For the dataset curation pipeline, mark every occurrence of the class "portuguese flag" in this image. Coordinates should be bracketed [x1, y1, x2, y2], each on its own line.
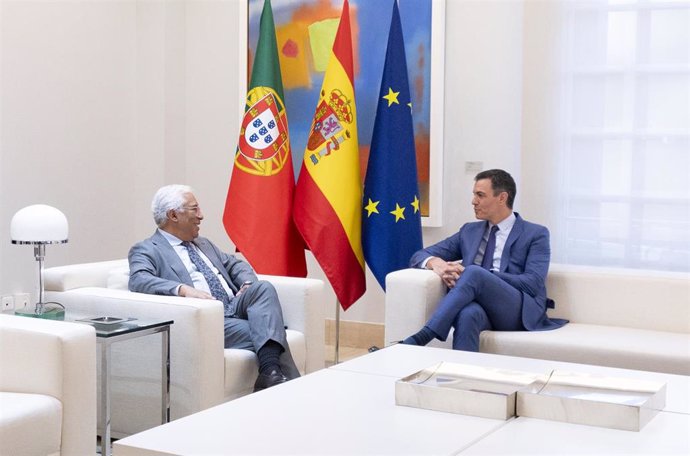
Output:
[223, 0, 307, 277]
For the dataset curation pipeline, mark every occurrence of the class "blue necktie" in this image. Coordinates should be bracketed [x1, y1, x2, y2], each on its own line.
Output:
[182, 241, 231, 310]
[481, 225, 499, 270]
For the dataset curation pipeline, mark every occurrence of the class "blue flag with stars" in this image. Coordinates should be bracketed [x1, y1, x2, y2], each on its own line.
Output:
[362, 0, 423, 290]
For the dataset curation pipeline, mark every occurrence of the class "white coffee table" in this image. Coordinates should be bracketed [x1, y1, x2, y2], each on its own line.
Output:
[114, 345, 690, 455]
[114, 367, 507, 455]
[333, 344, 690, 415]
[461, 412, 690, 455]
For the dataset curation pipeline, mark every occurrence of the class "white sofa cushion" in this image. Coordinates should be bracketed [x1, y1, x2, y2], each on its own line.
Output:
[546, 264, 690, 333]
[0, 392, 62, 456]
[44, 259, 128, 291]
[480, 323, 690, 375]
[106, 265, 130, 290]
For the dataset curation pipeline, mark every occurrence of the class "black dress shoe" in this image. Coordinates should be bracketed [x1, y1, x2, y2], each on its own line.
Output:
[253, 369, 288, 392]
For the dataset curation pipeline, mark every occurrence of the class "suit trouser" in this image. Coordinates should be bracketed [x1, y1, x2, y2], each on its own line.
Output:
[427, 265, 524, 351]
[222, 280, 300, 378]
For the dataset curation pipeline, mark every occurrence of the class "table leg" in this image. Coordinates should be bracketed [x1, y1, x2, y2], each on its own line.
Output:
[161, 326, 170, 424]
[100, 340, 111, 456]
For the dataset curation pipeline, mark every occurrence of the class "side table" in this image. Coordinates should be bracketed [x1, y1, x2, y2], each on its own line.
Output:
[68, 315, 173, 456]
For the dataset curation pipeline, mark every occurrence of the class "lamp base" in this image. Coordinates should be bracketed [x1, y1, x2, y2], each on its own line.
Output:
[15, 305, 65, 320]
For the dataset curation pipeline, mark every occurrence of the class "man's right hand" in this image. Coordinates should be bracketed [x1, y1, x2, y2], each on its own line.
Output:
[426, 257, 464, 289]
[178, 284, 213, 299]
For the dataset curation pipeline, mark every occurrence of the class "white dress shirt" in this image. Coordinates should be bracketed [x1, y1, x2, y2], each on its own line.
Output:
[158, 229, 234, 297]
[422, 212, 516, 271]
[472, 212, 516, 271]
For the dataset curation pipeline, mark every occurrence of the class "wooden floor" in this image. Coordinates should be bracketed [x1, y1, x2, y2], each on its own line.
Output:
[324, 344, 370, 367]
[323, 320, 385, 367]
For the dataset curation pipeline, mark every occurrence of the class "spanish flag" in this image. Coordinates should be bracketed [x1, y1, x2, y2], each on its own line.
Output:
[224, 0, 307, 277]
[293, 0, 365, 310]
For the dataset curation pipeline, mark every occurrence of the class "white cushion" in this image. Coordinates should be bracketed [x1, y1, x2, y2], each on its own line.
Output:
[481, 323, 690, 375]
[546, 264, 690, 333]
[0, 392, 62, 456]
[106, 265, 130, 290]
[44, 259, 129, 291]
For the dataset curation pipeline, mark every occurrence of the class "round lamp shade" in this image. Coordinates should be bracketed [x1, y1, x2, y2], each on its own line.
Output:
[10, 204, 69, 244]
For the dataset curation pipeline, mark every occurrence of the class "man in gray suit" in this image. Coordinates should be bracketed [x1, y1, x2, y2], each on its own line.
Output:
[129, 184, 299, 391]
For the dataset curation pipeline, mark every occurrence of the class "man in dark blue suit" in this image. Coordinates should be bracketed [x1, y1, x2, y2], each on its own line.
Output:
[403, 169, 566, 351]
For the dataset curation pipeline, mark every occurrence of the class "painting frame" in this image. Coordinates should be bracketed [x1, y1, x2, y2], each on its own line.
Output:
[238, 0, 444, 227]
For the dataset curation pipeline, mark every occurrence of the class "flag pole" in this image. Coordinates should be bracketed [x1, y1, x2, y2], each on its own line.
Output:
[334, 299, 341, 364]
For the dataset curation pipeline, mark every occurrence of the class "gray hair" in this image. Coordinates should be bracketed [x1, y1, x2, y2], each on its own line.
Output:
[151, 184, 193, 227]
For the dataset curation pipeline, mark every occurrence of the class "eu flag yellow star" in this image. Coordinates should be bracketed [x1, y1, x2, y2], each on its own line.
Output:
[364, 198, 380, 217]
[382, 87, 400, 107]
[390, 203, 405, 222]
[411, 195, 420, 213]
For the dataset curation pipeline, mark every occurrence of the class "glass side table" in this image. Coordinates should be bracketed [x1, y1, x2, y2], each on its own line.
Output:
[67, 314, 173, 456]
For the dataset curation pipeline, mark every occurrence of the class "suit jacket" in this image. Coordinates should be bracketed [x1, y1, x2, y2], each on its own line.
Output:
[128, 230, 257, 297]
[410, 213, 566, 331]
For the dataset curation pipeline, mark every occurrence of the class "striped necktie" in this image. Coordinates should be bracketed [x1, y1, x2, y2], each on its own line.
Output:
[182, 241, 231, 308]
[481, 225, 499, 270]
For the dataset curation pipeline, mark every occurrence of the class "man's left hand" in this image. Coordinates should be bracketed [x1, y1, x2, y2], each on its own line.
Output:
[237, 281, 252, 296]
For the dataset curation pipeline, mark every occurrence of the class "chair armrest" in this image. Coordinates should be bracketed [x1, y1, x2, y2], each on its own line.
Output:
[45, 287, 225, 435]
[258, 274, 326, 374]
[0, 314, 97, 456]
[384, 269, 446, 344]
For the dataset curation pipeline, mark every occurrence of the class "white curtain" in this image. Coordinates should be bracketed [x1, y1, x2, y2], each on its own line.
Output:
[545, 0, 690, 272]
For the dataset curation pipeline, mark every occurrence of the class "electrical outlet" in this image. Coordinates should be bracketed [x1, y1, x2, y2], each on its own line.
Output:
[13, 293, 30, 311]
[1, 295, 14, 312]
[465, 161, 484, 174]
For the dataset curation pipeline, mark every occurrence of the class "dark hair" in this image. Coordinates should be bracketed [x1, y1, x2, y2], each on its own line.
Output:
[475, 169, 516, 209]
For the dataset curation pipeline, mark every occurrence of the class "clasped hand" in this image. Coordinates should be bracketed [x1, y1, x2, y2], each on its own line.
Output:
[427, 257, 464, 288]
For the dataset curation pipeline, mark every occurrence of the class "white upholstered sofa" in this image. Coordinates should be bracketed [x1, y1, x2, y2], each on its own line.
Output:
[385, 264, 690, 375]
[0, 314, 96, 456]
[43, 259, 326, 437]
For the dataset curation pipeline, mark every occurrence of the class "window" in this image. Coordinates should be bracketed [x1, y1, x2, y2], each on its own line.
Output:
[559, 0, 690, 271]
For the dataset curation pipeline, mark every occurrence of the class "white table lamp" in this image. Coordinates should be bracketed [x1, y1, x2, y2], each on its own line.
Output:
[10, 204, 68, 319]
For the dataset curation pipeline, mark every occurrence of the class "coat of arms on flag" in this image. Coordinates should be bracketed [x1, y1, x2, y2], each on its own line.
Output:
[306, 88, 353, 165]
[236, 87, 290, 176]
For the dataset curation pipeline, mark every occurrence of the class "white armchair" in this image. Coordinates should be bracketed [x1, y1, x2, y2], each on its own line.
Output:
[43, 259, 326, 437]
[0, 314, 97, 456]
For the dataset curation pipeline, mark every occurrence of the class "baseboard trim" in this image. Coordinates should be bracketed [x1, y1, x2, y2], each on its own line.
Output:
[325, 319, 384, 349]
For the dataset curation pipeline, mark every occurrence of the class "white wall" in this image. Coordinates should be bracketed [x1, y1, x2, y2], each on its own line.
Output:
[520, 0, 565, 230]
[0, 0, 244, 301]
[1, 0, 142, 299]
[0, 0, 528, 325]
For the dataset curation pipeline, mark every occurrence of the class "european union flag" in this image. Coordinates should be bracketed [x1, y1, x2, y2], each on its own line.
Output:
[362, 0, 423, 290]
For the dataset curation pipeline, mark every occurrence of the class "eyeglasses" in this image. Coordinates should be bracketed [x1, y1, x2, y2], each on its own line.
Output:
[180, 205, 201, 214]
